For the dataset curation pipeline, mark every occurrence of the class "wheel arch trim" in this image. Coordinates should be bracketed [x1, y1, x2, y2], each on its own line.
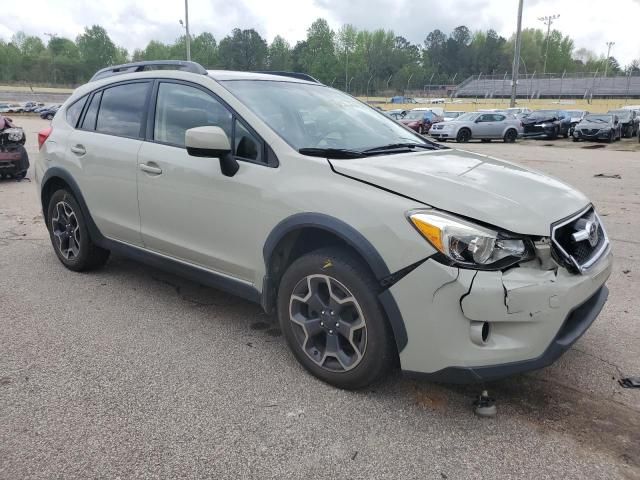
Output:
[262, 212, 408, 351]
[40, 167, 107, 245]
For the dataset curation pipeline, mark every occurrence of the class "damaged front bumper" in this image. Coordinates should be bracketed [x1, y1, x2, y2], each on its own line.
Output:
[390, 247, 612, 383]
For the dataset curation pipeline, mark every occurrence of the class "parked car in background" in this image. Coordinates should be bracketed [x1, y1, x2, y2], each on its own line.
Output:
[39, 105, 60, 120]
[607, 109, 639, 138]
[400, 108, 443, 134]
[565, 110, 589, 135]
[572, 114, 622, 143]
[442, 111, 464, 121]
[390, 96, 417, 104]
[521, 110, 571, 139]
[429, 111, 522, 143]
[5, 103, 24, 113]
[23, 102, 45, 112]
[384, 109, 406, 120]
[0, 115, 29, 179]
[503, 107, 532, 117]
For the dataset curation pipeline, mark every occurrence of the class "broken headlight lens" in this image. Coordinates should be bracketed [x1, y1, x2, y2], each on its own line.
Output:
[4, 128, 24, 142]
[408, 210, 534, 269]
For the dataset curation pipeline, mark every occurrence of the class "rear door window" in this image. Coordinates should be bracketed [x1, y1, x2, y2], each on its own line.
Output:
[66, 96, 88, 128]
[80, 91, 102, 131]
[95, 82, 150, 138]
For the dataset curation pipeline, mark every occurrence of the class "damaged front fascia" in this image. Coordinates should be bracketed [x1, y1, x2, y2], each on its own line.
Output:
[460, 265, 561, 322]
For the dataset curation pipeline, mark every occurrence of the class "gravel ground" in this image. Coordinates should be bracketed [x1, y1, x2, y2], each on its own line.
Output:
[1, 118, 639, 480]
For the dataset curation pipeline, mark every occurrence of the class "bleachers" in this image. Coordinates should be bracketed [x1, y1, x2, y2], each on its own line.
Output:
[453, 73, 640, 99]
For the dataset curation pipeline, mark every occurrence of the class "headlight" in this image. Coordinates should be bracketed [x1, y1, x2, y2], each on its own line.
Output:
[408, 210, 534, 269]
[4, 128, 24, 142]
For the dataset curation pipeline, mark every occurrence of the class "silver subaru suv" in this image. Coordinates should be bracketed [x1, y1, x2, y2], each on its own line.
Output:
[36, 61, 612, 389]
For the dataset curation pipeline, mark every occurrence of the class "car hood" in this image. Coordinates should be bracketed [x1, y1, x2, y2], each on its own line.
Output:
[522, 116, 556, 125]
[330, 149, 589, 235]
[577, 121, 611, 129]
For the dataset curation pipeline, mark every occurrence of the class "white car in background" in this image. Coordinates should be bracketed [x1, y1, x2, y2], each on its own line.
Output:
[429, 111, 523, 143]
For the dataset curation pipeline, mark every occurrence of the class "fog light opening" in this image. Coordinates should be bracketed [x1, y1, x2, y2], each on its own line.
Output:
[481, 321, 490, 343]
[470, 321, 491, 346]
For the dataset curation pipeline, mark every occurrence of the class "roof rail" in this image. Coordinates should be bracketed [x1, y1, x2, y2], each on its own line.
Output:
[90, 60, 208, 82]
[253, 71, 322, 84]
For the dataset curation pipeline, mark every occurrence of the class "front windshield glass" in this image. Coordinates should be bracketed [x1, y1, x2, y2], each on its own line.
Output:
[584, 115, 612, 123]
[456, 112, 480, 121]
[221, 80, 425, 151]
[529, 110, 557, 118]
[443, 111, 461, 118]
[404, 110, 428, 120]
[610, 111, 631, 120]
[567, 110, 584, 116]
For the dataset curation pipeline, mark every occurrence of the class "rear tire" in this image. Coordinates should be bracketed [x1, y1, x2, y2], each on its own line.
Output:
[46, 189, 110, 271]
[277, 247, 395, 390]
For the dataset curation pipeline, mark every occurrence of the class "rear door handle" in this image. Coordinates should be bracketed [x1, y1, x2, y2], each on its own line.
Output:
[70, 144, 86, 156]
[139, 163, 163, 175]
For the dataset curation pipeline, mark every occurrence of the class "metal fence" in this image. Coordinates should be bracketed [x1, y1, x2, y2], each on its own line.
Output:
[453, 72, 640, 99]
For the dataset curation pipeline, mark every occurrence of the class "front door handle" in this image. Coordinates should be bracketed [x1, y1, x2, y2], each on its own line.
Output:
[139, 163, 163, 175]
[70, 144, 86, 156]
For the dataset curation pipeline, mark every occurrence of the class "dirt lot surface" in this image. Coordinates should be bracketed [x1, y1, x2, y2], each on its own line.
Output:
[1, 117, 639, 479]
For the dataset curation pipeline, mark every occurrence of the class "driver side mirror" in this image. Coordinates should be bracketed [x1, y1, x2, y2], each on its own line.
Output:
[186, 126, 239, 177]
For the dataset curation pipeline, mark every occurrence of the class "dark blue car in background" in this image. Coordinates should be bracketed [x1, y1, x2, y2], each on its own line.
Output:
[521, 110, 572, 139]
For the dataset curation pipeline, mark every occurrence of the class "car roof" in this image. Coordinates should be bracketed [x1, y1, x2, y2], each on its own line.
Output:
[206, 70, 318, 84]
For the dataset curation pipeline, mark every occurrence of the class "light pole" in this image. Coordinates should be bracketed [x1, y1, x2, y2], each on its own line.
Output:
[179, 0, 191, 61]
[406, 73, 414, 95]
[538, 14, 559, 75]
[45, 32, 57, 84]
[603, 41, 615, 77]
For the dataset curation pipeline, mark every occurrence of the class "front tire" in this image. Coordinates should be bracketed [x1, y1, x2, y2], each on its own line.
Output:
[456, 128, 471, 143]
[277, 248, 395, 389]
[503, 129, 517, 143]
[46, 189, 110, 271]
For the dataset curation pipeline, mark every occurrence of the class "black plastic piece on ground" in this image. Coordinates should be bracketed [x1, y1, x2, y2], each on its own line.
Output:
[619, 377, 640, 388]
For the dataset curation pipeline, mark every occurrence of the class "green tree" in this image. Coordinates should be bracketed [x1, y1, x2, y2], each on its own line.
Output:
[268, 35, 292, 71]
[76, 25, 120, 77]
[218, 28, 267, 70]
[297, 19, 338, 84]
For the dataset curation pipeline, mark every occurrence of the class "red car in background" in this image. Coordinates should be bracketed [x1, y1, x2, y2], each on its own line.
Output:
[400, 109, 444, 134]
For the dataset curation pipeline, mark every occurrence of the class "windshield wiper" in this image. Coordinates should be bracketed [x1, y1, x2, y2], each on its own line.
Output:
[361, 142, 440, 154]
[298, 147, 365, 159]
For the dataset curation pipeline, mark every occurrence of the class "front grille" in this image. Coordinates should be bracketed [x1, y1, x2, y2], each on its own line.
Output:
[551, 206, 608, 273]
[581, 129, 599, 136]
[524, 125, 544, 134]
[432, 124, 444, 130]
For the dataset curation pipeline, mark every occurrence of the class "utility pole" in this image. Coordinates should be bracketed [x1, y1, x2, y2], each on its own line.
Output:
[510, 0, 524, 107]
[45, 32, 57, 84]
[179, 0, 191, 61]
[603, 41, 615, 77]
[538, 14, 559, 75]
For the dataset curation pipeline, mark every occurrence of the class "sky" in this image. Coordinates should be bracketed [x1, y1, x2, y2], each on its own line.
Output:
[0, 0, 638, 67]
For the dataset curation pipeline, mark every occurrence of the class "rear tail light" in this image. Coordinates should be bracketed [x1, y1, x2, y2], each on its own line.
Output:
[38, 127, 52, 150]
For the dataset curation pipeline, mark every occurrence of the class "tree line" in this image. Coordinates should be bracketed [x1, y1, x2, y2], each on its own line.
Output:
[1, 20, 638, 94]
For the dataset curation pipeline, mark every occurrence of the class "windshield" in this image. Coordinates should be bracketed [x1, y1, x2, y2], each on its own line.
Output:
[584, 115, 612, 123]
[567, 110, 584, 116]
[221, 80, 425, 151]
[456, 112, 480, 121]
[404, 110, 430, 120]
[529, 110, 558, 118]
[609, 111, 631, 120]
[443, 111, 461, 118]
